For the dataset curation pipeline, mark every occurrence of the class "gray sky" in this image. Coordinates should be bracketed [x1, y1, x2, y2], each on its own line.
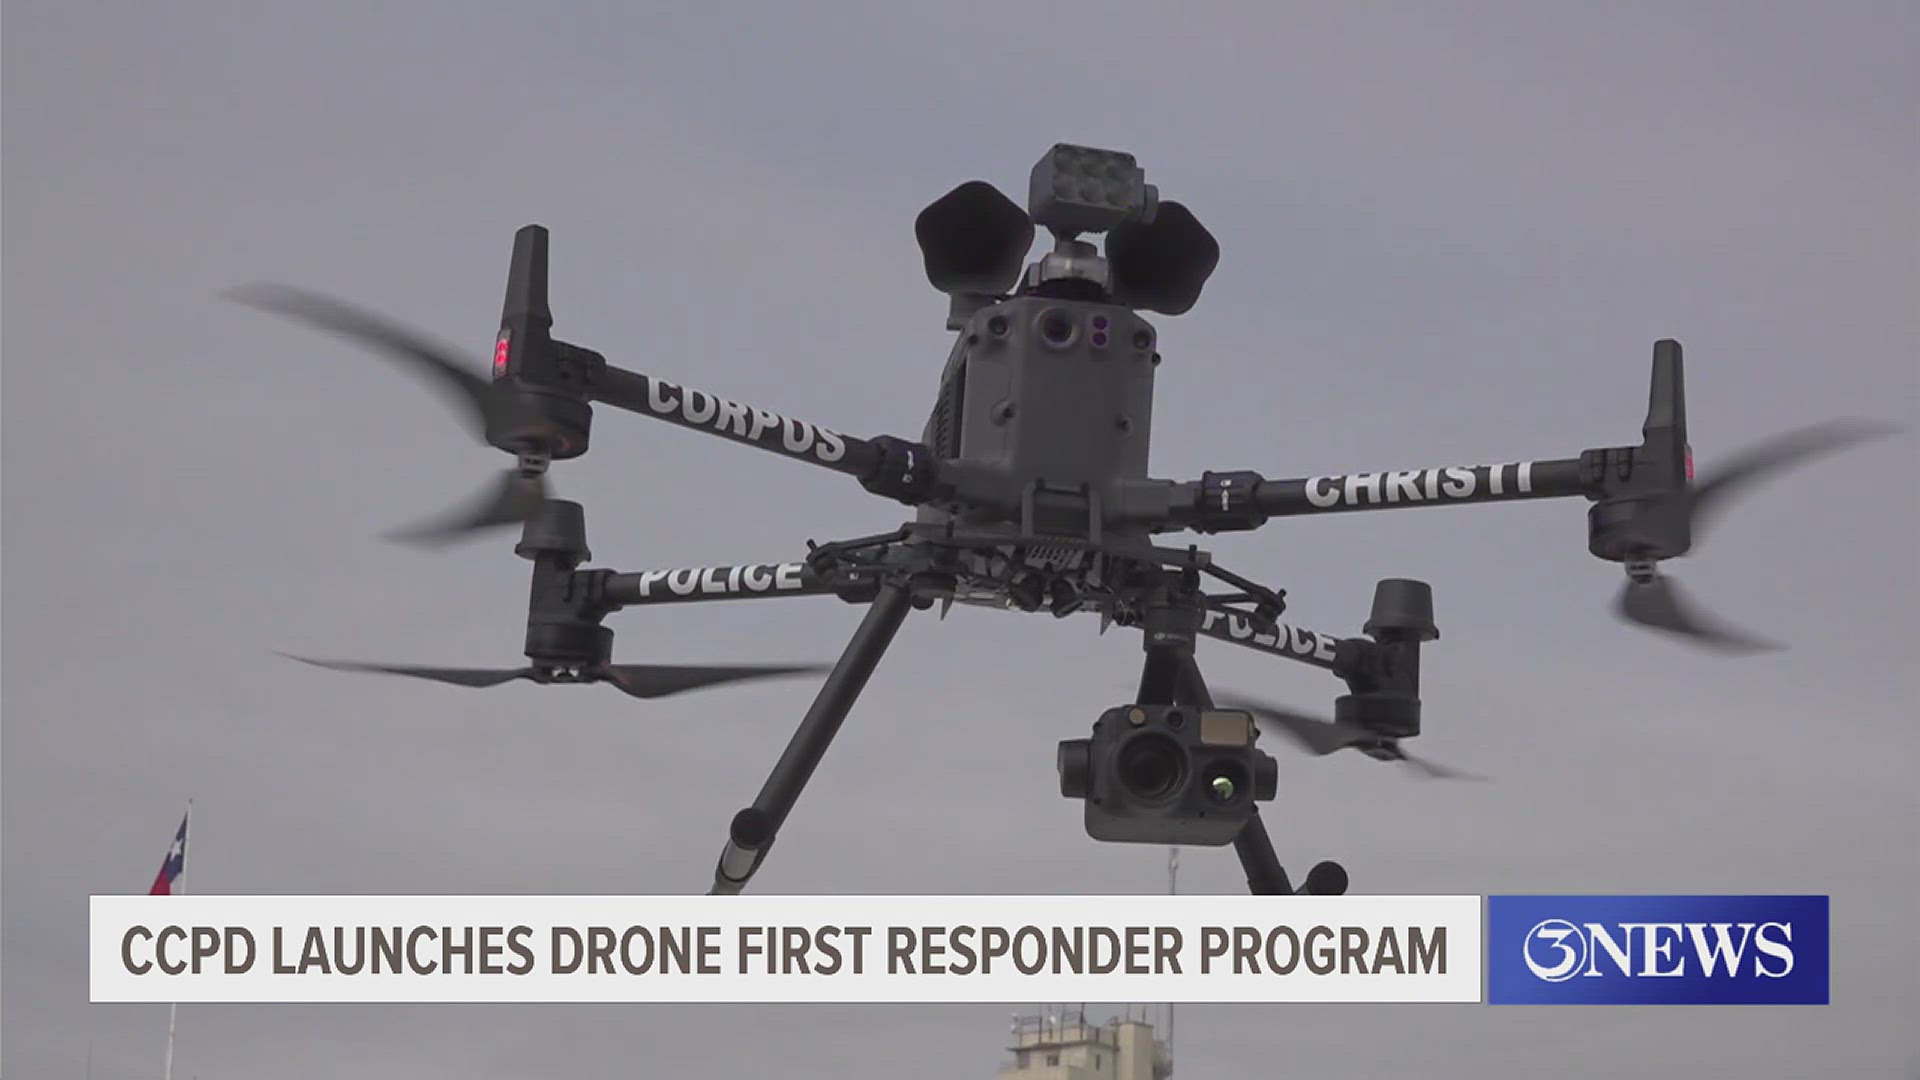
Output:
[4, 1, 1916, 1077]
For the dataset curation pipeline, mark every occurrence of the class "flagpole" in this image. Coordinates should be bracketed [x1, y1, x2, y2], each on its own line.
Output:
[163, 800, 190, 1080]
[1165, 844, 1177, 1078]
[162, 1000, 178, 1080]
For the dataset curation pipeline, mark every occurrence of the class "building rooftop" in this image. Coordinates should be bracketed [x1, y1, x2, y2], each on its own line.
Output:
[997, 1010, 1171, 1080]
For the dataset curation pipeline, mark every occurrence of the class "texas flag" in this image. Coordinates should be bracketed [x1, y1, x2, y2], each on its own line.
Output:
[149, 809, 189, 895]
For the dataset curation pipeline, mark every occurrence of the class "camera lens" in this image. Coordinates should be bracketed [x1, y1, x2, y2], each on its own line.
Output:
[1038, 308, 1077, 347]
[1117, 733, 1186, 801]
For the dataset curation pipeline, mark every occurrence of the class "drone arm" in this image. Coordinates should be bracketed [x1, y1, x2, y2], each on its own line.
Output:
[589, 365, 870, 475]
[587, 366, 939, 503]
[598, 561, 878, 607]
[1251, 457, 1588, 516]
[1155, 457, 1591, 533]
[1158, 343, 1713, 538]
[1193, 608, 1344, 672]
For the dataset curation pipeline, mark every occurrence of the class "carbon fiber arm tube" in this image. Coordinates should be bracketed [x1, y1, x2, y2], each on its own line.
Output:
[1153, 456, 1593, 533]
[589, 365, 884, 478]
[1249, 457, 1589, 516]
[601, 562, 845, 606]
[1194, 608, 1345, 672]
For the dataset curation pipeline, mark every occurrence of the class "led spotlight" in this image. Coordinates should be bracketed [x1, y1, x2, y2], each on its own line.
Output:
[1028, 143, 1158, 236]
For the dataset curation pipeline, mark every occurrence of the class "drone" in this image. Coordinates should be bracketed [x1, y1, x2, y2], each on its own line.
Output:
[235, 143, 1890, 898]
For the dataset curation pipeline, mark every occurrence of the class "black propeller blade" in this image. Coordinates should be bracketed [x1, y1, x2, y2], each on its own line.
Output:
[380, 469, 549, 546]
[284, 655, 827, 699]
[1617, 419, 1900, 649]
[1615, 572, 1779, 654]
[227, 283, 548, 544]
[287, 656, 534, 687]
[599, 663, 830, 699]
[1215, 695, 1485, 781]
[1688, 420, 1901, 541]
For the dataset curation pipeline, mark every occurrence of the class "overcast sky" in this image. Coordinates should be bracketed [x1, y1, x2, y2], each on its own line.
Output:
[4, 2, 1916, 1077]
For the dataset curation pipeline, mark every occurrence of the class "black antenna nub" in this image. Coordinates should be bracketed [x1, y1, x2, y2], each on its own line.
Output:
[1364, 579, 1439, 642]
[1645, 339, 1688, 449]
[495, 224, 555, 383]
[485, 225, 595, 463]
[1637, 338, 1693, 555]
[504, 225, 553, 326]
[515, 498, 589, 565]
[1588, 340, 1696, 564]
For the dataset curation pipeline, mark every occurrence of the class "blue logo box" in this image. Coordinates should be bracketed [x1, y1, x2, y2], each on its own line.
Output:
[1487, 895, 1829, 1005]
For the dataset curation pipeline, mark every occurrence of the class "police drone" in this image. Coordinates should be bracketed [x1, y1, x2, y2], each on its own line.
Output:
[235, 143, 1892, 897]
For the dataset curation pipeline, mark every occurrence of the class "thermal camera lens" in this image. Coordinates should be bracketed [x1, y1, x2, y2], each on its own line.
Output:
[1204, 761, 1250, 804]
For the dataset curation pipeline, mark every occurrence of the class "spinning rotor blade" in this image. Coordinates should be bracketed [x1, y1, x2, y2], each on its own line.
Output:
[1614, 573, 1779, 654]
[599, 663, 829, 699]
[227, 283, 496, 440]
[381, 469, 549, 547]
[1612, 419, 1897, 650]
[1394, 752, 1488, 782]
[1217, 694, 1483, 781]
[285, 655, 826, 698]
[1688, 419, 1902, 541]
[1216, 696, 1370, 756]
[283, 654, 533, 687]
[227, 283, 551, 543]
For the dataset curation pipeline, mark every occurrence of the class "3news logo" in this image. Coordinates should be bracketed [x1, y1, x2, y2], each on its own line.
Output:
[1487, 895, 1829, 1004]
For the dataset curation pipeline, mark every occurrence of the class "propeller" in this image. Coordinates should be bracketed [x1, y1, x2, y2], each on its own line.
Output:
[1214, 694, 1485, 781]
[283, 654, 828, 699]
[1615, 570, 1779, 653]
[1615, 419, 1900, 650]
[381, 468, 548, 546]
[226, 282, 548, 545]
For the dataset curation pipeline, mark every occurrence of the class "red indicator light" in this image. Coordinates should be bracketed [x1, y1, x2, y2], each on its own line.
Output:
[493, 330, 512, 378]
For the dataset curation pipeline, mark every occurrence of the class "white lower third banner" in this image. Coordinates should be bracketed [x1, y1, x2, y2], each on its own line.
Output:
[90, 894, 1482, 1003]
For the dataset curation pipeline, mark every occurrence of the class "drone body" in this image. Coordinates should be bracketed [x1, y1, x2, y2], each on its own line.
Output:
[235, 142, 1890, 898]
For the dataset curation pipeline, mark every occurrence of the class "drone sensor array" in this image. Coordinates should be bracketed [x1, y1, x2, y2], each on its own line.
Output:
[236, 143, 1893, 897]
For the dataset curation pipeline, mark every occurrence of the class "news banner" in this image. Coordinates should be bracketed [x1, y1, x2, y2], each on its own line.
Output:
[89, 894, 1828, 1005]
